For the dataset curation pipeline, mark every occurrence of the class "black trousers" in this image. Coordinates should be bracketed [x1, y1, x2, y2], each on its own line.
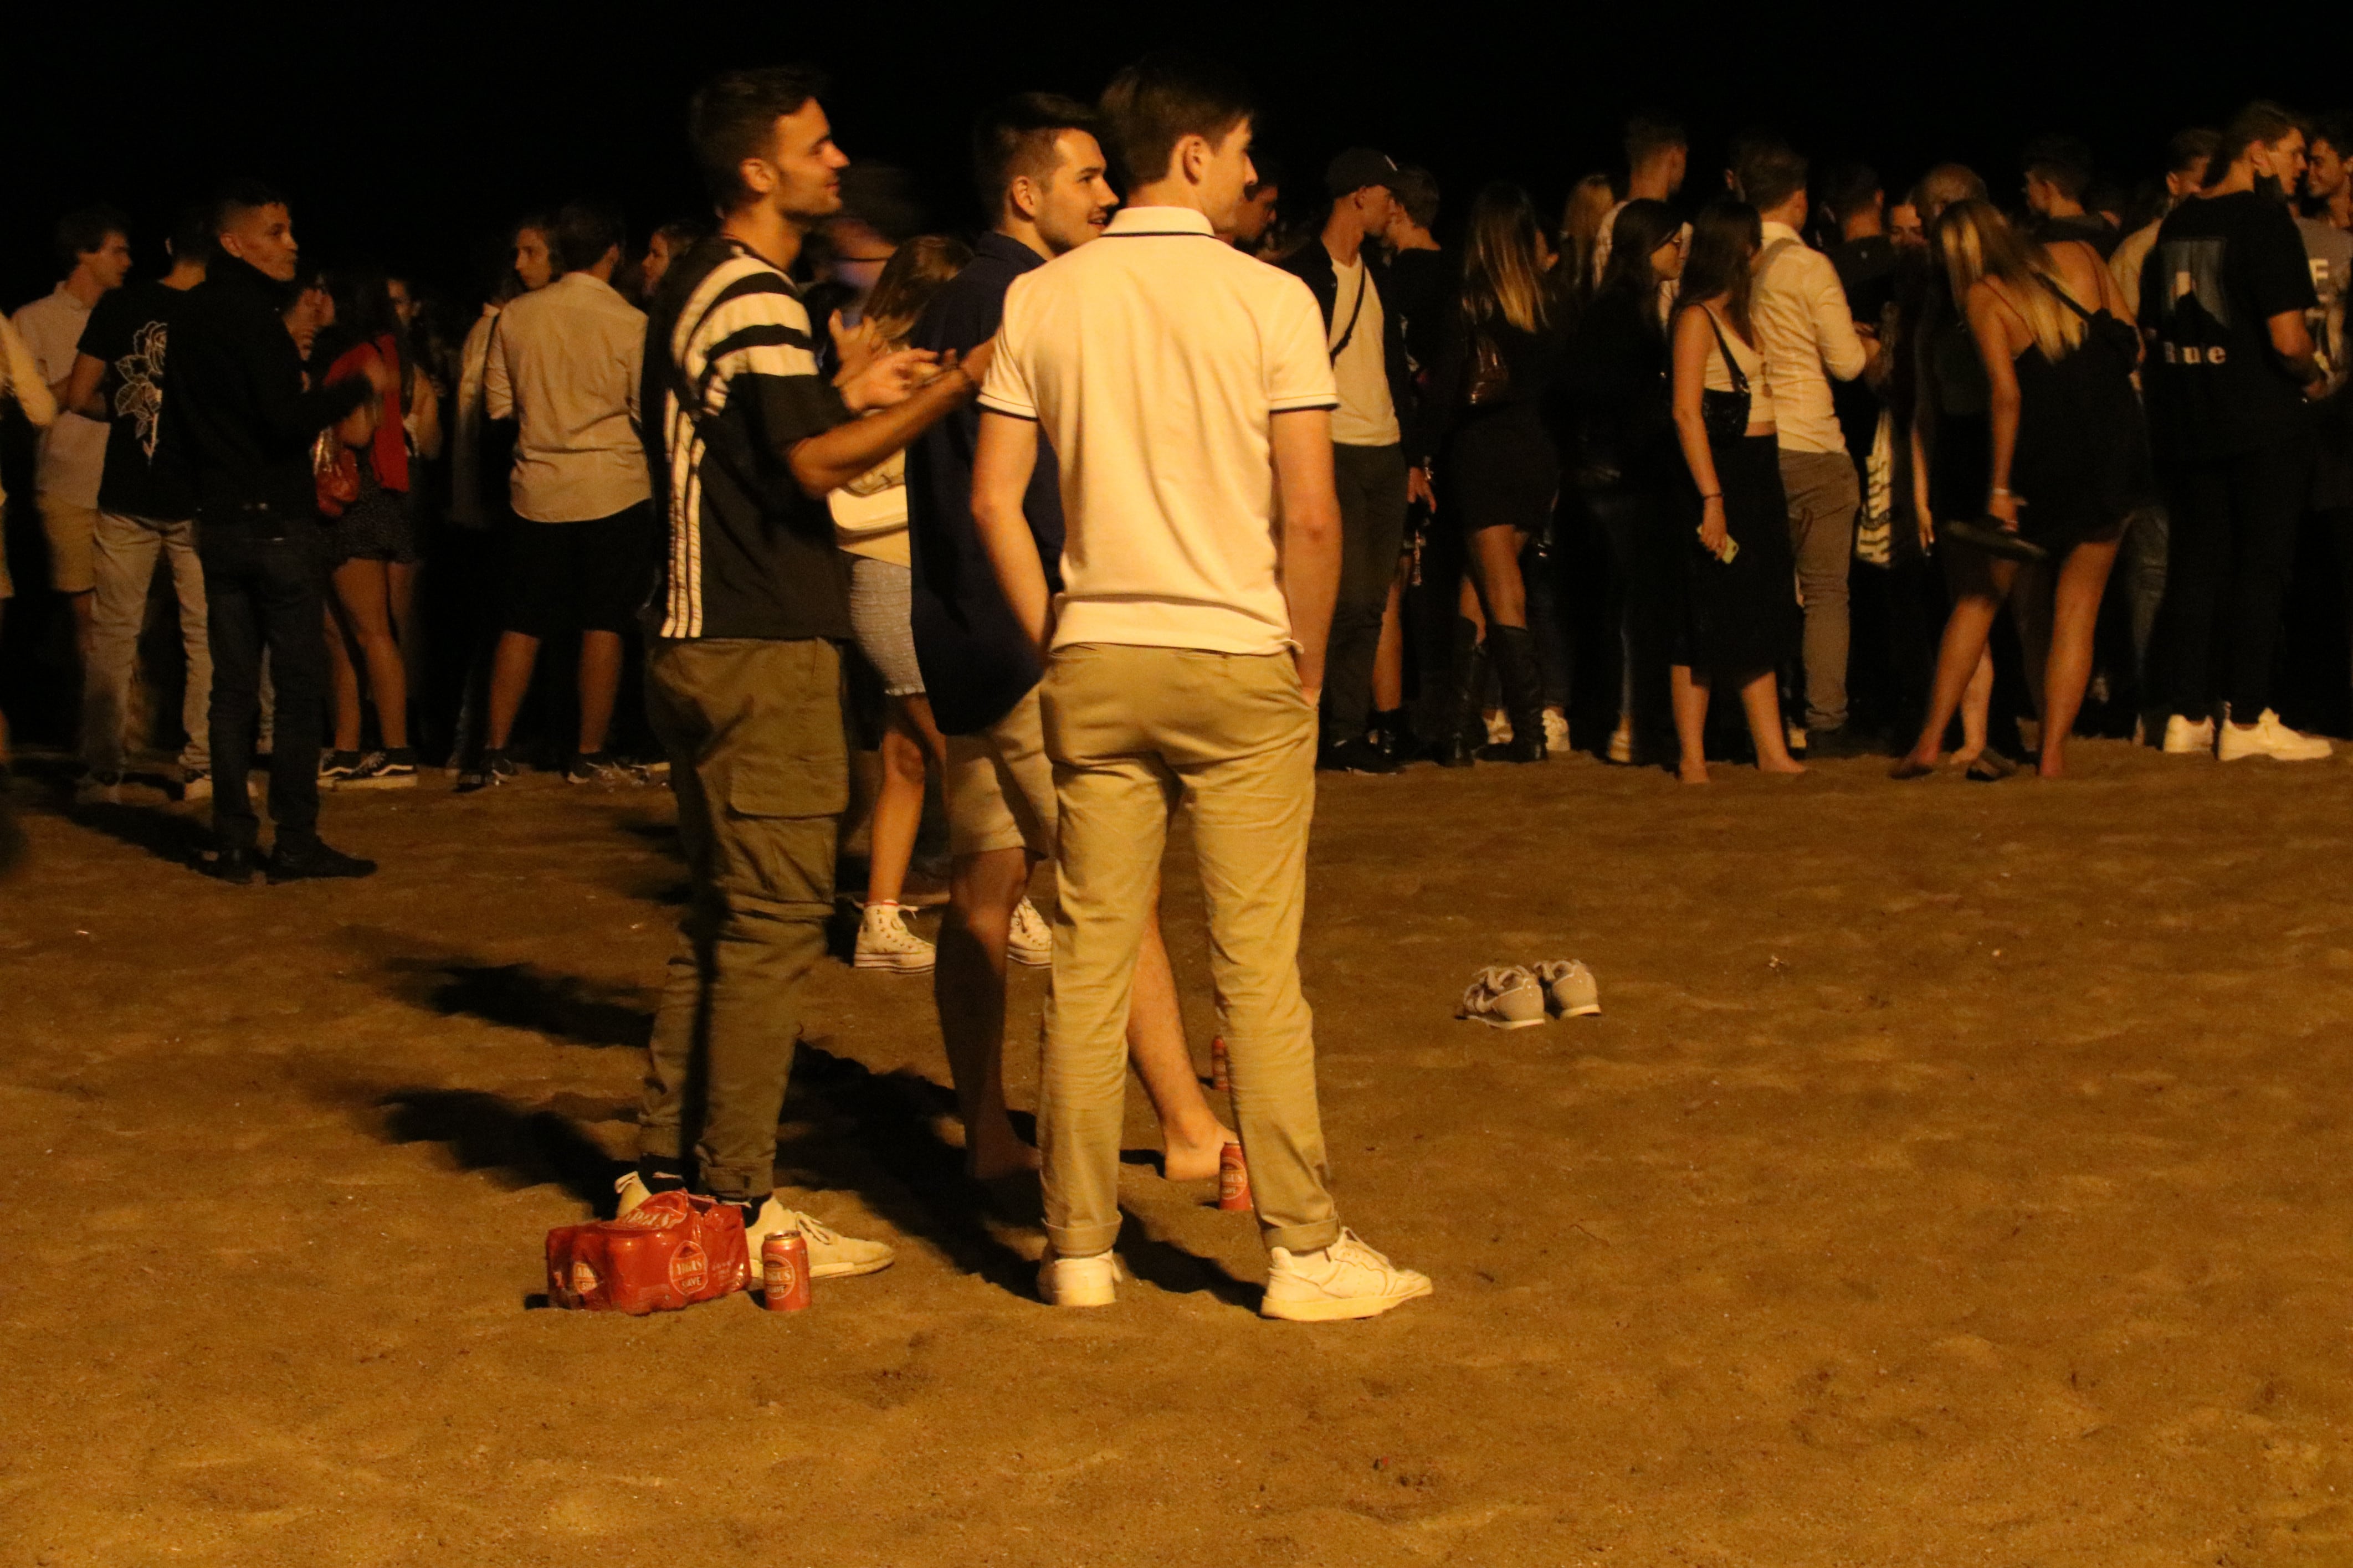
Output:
[2152, 435, 2314, 721]
[201, 518, 326, 852]
[1323, 441, 1409, 739]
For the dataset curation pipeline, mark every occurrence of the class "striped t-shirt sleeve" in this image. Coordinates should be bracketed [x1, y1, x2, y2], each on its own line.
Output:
[678, 261, 847, 455]
[1265, 277, 1341, 413]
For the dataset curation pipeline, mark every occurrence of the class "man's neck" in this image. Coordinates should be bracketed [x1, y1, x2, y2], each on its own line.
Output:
[2328, 187, 2353, 229]
[1760, 203, 1805, 233]
[1841, 212, 1884, 243]
[2042, 196, 2087, 220]
[997, 216, 1052, 263]
[1321, 205, 1365, 268]
[1126, 179, 1214, 221]
[2209, 161, 2261, 198]
[61, 268, 106, 309]
[1395, 224, 1439, 254]
[1628, 161, 1675, 203]
[162, 261, 205, 292]
[720, 203, 806, 275]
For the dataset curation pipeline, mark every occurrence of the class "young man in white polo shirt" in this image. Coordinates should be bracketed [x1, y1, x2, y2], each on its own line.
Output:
[971, 52, 1431, 1322]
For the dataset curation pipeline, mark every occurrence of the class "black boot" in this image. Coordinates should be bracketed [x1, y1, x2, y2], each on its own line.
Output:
[1433, 619, 1486, 768]
[1477, 625, 1548, 763]
[1369, 706, 1414, 766]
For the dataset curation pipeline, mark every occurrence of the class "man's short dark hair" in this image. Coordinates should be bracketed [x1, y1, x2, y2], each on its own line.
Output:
[972, 91, 1100, 218]
[1391, 165, 1440, 230]
[2166, 126, 2223, 176]
[1818, 160, 1880, 222]
[1096, 50, 1257, 191]
[2022, 133, 2095, 201]
[1739, 142, 1808, 213]
[689, 65, 829, 209]
[1623, 111, 1686, 167]
[2310, 113, 2352, 159]
[550, 200, 626, 274]
[54, 204, 130, 275]
[2210, 100, 2311, 187]
[208, 181, 287, 242]
[166, 203, 216, 266]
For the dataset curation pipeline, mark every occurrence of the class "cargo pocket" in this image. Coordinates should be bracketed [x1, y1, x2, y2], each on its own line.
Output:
[717, 760, 845, 908]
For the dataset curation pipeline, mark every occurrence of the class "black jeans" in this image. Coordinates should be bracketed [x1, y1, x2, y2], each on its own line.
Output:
[1322, 441, 1409, 740]
[2152, 436, 2314, 721]
[200, 518, 326, 852]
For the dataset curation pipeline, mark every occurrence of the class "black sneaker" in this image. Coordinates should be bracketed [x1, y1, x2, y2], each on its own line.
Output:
[1318, 736, 1400, 775]
[1803, 726, 1877, 760]
[199, 844, 260, 885]
[455, 749, 515, 793]
[319, 749, 363, 784]
[344, 747, 418, 790]
[265, 839, 378, 883]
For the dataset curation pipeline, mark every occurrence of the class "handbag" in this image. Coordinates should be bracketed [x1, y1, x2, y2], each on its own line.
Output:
[1699, 309, 1751, 441]
[1465, 331, 1510, 407]
[312, 428, 359, 518]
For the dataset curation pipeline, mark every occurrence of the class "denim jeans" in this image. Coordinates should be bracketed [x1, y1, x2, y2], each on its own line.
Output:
[199, 519, 325, 852]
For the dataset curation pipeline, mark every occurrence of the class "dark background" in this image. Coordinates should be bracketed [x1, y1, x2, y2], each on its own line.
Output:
[6, 4, 2344, 310]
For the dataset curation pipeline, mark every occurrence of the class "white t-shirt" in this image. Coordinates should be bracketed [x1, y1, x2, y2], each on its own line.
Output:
[1327, 251, 1400, 446]
[11, 285, 107, 507]
[980, 205, 1339, 656]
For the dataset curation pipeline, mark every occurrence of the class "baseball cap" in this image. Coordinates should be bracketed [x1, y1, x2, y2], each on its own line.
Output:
[1325, 147, 1399, 198]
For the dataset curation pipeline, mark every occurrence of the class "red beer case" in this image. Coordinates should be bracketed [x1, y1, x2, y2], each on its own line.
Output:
[546, 1191, 752, 1314]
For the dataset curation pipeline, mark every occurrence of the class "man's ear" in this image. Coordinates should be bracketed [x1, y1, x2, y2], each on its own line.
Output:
[739, 156, 780, 199]
[1175, 134, 1210, 186]
[1008, 174, 1039, 224]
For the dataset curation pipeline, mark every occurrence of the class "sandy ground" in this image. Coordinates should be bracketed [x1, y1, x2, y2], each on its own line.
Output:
[6, 739, 2353, 1567]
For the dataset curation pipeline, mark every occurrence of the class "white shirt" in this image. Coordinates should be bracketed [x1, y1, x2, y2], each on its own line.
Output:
[448, 303, 500, 528]
[980, 205, 1339, 656]
[1326, 250, 1399, 446]
[485, 271, 649, 522]
[1749, 220, 1867, 456]
[11, 284, 108, 507]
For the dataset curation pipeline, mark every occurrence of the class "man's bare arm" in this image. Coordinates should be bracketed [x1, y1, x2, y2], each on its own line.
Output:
[971, 411, 1052, 657]
[1269, 407, 1342, 701]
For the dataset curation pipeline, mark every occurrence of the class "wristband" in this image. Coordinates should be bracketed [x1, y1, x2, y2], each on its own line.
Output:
[1991, 486, 2012, 497]
[1699, 492, 1723, 501]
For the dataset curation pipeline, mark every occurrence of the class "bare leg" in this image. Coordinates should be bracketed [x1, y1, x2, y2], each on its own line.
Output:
[1900, 553, 2016, 770]
[325, 601, 363, 753]
[1464, 524, 1529, 628]
[1372, 569, 1406, 712]
[576, 629, 623, 756]
[864, 705, 930, 908]
[2038, 538, 2121, 779]
[1126, 899, 1233, 1181]
[1670, 663, 1710, 783]
[334, 558, 409, 749]
[1950, 647, 1995, 765]
[388, 560, 421, 736]
[485, 630, 540, 751]
[2010, 558, 2053, 724]
[937, 846, 1039, 1179]
[1742, 670, 1807, 773]
[68, 589, 96, 676]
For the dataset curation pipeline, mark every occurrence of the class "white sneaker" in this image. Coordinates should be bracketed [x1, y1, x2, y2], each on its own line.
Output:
[2161, 714, 2216, 755]
[1532, 958, 1600, 1017]
[1456, 965, 1546, 1030]
[1541, 709, 1571, 757]
[1606, 715, 1636, 765]
[854, 901, 936, 973]
[1261, 1228, 1433, 1322]
[1483, 708, 1509, 745]
[2217, 708, 2333, 762]
[1037, 1247, 1120, 1307]
[613, 1174, 894, 1281]
[1007, 896, 1051, 968]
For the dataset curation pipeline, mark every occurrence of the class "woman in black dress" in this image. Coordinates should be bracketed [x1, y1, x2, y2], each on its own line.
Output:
[1893, 199, 2151, 780]
[1665, 201, 1805, 783]
[1422, 182, 1575, 764]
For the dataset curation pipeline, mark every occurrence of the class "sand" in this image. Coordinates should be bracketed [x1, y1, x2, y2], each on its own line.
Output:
[5, 739, 2352, 1567]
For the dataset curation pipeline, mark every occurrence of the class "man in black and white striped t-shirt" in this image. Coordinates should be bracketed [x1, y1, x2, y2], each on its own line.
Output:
[618, 65, 990, 1282]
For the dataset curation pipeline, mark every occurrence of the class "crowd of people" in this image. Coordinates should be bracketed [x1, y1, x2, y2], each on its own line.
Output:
[2, 55, 2347, 1315]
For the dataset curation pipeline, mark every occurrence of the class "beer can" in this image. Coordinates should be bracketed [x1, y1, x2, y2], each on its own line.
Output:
[1217, 1142, 1252, 1212]
[761, 1229, 812, 1312]
[1210, 1036, 1230, 1094]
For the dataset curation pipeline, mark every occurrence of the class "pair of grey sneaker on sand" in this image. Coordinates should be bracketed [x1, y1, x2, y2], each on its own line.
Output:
[1456, 960, 1600, 1029]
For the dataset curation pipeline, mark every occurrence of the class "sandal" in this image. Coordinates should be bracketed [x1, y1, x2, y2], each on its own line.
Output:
[1965, 752, 2018, 782]
[1889, 757, 1937, 780]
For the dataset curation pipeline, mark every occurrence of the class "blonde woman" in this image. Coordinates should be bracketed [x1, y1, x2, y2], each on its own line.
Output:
[1893, 199, 2152, 780]
[1558, 173, 1618, 309]
[1421, 182, 1575, 763]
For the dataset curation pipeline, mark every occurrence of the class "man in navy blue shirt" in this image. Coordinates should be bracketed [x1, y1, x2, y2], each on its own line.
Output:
[909, 92, 1235, 1184]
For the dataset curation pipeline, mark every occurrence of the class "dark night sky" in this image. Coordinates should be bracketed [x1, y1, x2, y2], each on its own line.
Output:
[6, 4, 2341, 310]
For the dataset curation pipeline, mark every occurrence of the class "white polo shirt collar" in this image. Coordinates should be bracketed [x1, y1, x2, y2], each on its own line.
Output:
[1100, 207, 1217, 238]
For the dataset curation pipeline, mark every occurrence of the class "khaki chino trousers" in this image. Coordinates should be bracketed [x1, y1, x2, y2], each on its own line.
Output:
[1039, 643, 1341, 1258]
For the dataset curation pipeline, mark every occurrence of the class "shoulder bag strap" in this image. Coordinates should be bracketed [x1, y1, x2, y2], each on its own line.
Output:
[1703, 307, 1749, 393]
[1328, 264, 1371, 360]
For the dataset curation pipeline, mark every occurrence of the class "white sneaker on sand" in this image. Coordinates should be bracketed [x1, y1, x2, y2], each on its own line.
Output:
[1456, 965, 1546, 1030]
[1038, 1247, 1121, 1307]
[854, 901, 936, 973]
[1484, 709, 1509, 745]
[1532, 959, 1600, 1017]
[613, 1174, 894, 1280]
[1542, 710, 1571, 757]
[2161, 714, 2216, 755]
[1261, 1229, 1433, 1322]
[2216, 708, 2332, 763]
[1008, 896, 1052, 968]
[1606, 716, 1636, 765]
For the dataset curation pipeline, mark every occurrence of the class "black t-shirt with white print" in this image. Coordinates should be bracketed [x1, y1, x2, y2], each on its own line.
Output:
[2139, 189, 2320, 460]
[78, 279, 198, 520]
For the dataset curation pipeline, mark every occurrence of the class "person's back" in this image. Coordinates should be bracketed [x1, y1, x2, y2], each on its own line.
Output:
[988, 207, 1333, 653]
[2140, 186, 2316, 461]
[491, 264, 646, 522]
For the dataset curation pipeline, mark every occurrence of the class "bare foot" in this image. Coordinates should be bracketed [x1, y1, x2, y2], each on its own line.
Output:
[1162, 1124, 1236, 1183]
[1758, 757, 1807, 775]
[1889, 753, 1937, 780]
[966, 1122, 1042, 1181]
[1678, 760, 1710, 785]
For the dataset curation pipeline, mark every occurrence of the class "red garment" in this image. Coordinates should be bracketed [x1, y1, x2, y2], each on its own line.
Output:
[322, 334, 410, 492]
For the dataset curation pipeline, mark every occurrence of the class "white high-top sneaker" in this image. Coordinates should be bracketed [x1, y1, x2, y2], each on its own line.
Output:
[854, 902, 936, 973]
[1007, 896, 1052, 968]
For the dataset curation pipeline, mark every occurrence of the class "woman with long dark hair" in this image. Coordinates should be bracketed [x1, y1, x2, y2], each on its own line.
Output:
[1422, 182, 1575, 764]
[1565, 198, 1684, 764]
[1665, 200, 1805, 783]
[1892, 200, 2152, 780]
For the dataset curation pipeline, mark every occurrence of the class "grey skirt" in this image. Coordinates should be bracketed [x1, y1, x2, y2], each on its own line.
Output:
[848, 554, 924, 697]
